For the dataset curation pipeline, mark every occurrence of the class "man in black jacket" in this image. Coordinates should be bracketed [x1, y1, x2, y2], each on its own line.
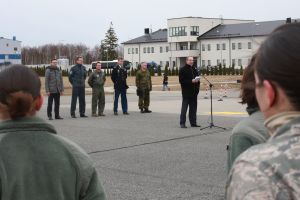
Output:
[69, 56, 88, 118]
[179, 56, 200, 128]
[111, 57, 129, 115]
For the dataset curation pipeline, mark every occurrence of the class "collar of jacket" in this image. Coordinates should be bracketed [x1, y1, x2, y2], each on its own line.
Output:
[47, 66, 59, 70]
[246, 106, 260, 115]
[0, 116, 57, 135]
[265, 112, 300, 137]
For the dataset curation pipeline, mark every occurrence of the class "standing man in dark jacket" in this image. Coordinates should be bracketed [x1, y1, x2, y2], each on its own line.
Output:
[88, 62, 106, 117]
[45, 58, 64, 120]
[179, 56, 200, 128]
[69, 56, 88, 118]
[111, 57, 129, 115]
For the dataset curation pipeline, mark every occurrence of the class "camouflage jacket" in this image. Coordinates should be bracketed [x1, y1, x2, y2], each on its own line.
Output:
[226, 114, 300, 200]
[136, 70, 152, 90]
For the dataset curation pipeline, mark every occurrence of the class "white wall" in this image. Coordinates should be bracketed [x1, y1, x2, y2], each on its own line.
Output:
[199, 36, 266, 67]
[124, 42, 170, 68]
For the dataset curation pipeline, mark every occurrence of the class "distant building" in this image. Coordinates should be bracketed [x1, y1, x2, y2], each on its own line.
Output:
[0, 36, 22, 66]
[123, 17, 296, 68]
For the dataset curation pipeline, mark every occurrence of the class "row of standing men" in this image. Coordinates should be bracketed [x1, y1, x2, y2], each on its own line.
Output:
[45, 57, 153, 120]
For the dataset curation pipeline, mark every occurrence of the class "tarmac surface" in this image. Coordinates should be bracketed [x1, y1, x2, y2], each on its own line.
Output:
[38, 89, 247, 200]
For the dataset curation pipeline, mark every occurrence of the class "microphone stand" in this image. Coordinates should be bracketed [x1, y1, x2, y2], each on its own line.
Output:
[200, 75, 226, 131]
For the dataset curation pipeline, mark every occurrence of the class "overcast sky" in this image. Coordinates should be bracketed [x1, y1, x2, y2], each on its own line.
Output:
[1, 0, 299, 47]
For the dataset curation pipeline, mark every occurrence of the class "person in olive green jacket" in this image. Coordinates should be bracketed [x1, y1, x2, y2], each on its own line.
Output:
[227, 55, 269, 173]
[88, 62, 106, 117]
[136, 62, 152, 113]
[0, 65, 106, 200]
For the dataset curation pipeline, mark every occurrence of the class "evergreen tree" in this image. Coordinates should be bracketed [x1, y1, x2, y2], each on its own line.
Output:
[100, 22, 119, 61]
[157, 65, 162, 76]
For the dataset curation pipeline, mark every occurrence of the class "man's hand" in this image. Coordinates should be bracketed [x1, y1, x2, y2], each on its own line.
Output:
[60, 92, 64, 96]
[47, 92, 51, 96]
[192, 79, 197, 83]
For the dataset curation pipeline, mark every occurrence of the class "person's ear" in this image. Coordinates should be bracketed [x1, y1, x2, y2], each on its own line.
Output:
[263, 80, 276, 108]
[35, 95, 44, 111]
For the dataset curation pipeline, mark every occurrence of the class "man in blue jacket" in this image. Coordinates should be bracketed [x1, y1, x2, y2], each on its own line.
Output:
[69, 56, 88, 118]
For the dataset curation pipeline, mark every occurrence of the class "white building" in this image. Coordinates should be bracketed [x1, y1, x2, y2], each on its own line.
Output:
[123, 17, 296, 68]
[122, 28, 169, 68]
[0, 36, 22, 66]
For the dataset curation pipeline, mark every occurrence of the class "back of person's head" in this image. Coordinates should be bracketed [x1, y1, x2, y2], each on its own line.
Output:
[240, 54, 258, 108]
[0, 65, 42, 120]
[255, 22, 300, 111]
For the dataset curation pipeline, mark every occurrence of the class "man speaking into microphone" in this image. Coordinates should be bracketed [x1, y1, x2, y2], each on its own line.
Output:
[179, 56, 200, 128]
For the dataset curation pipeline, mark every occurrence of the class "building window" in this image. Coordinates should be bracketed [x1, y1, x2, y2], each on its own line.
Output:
[232, 59, 236, 66]
[238, 59, 242, 66]
[208, 60, 211, 66]
[232, 43, 236, 50]
[217, 44, 220, 51]
[147, 47, 150, 53]
[166, 46, 169, 52]
[160, 47, 163, 53]
[132, 48, 135, 54]
[222, 59, 226, 66]
[180, 42, 188, 50]
[151, 47, 154, 53]
[202, 44, 205, 51]
[217, 59, 221, 65]
[238, 43, 242, 49]
[190, 26, 199, 36]
[190, 42, 197, 50]
[128, 48, 131, 54]
[248, 42, 252, 49]
[136, 62, 139, 67]
[160, 61, 163, 66]
[202, 60, 206, 66]
[207, 44, 211, 51]
[222, 43, 226, 50]
[143, 47, 146, 53]
[136, 48, 138, 54]
[6, 43, 9, 47]
[14, 47, 18, 51]
[169, 26, 187, 36]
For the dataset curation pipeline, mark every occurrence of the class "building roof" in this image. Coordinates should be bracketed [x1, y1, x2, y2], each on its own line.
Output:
[168, 16, 253, 22]
[198, 20, 289, 40]
[0, 37, 21, 42]
[122, 29, 167, 45]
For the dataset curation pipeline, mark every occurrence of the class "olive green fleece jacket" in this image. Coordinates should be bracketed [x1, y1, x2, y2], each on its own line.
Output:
[227, 108, 269, 173]
[0, 116, 105, 200]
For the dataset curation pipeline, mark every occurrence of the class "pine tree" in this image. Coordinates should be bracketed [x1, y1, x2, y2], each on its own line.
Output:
[101, 22, 119, 61]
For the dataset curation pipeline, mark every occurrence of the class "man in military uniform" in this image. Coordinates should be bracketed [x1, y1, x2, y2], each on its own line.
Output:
[136, 62, 152, 113]
[88, 62, 106, 117]
[69, 56, 88, 118]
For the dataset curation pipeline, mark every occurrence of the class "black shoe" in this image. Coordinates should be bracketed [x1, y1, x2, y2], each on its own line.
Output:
[71, 115, 76, 118]
[98, 113, 105, 117]
[55, 116, 63, 120]
[114, 112, 118, 115]
[191, 124, 201, 127]
[180, 124, 187, 128]
[123, 112, 129, 115]
[48, 116, 53, 120]
[140, 108, 145, 113]
[144, 109, 152, 113]
[80, 115, 88, 118]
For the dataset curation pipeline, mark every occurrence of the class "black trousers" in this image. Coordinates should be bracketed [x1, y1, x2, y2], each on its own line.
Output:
[180, 96, 198, 125]
[71, 86, 86, 116]
[47, 93, 61, 118]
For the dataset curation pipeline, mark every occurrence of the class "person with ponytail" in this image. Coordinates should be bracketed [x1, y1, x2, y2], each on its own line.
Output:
[0, 65, 106, 199]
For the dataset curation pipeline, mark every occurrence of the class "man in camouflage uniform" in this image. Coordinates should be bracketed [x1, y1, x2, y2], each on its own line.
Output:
[88, 62, 106, 117]
[136, 62, 152, 113]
